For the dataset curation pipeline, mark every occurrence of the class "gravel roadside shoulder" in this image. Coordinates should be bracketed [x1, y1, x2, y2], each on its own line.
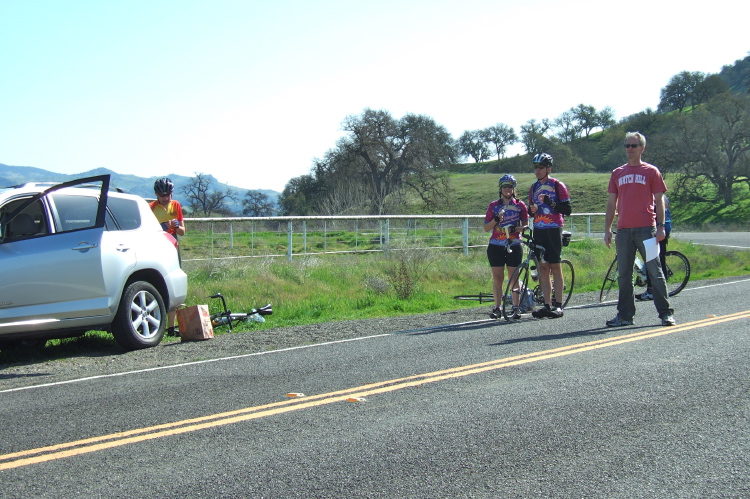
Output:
[0, 306, 492, 392]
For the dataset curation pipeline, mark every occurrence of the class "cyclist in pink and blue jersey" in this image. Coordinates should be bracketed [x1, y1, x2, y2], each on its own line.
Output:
[484, 174, 529, 319]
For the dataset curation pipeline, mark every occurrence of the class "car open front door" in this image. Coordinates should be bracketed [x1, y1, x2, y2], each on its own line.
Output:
[0, 175, 111, 335]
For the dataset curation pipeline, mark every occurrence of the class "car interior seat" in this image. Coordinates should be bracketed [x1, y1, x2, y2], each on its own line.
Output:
[8, 213, 38, 238]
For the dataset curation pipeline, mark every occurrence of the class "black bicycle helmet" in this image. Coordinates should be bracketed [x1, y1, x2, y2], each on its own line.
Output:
[154, 177, 175, 194]
[532, 153, 553, 167]
[498, 174, 517, 188]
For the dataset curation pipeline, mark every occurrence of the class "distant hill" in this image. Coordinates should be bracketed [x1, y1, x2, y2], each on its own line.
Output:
[0, 163, 279, 215]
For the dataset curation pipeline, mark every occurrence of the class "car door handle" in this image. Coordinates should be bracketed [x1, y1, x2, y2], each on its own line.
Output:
[116, 244, 131, 252]
[71, 242, 99, 251]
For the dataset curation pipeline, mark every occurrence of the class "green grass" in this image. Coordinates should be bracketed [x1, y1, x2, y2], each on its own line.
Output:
[441, 172, 612, 217]
[176, 237, 750, 330]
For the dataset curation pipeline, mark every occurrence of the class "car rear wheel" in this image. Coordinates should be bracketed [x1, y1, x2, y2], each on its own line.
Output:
[112, 281, 166, 350]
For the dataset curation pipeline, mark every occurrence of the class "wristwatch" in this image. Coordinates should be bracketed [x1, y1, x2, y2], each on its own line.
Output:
[657, 222, 665, 227]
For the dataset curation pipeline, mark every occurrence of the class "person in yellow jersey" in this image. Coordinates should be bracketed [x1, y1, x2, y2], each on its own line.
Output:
[149, 177, 186, 336]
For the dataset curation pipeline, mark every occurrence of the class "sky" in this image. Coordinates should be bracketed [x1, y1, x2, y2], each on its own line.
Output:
[1, 0, 748, 193]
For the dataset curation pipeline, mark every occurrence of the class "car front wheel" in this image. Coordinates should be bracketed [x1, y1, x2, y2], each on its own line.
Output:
[112, 281, 166, 350]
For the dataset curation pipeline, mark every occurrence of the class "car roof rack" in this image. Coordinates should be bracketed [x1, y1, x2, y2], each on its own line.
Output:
[4, 181, 129, 193]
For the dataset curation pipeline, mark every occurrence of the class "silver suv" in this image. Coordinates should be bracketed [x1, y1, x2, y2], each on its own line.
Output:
[0, 175, 188, 351]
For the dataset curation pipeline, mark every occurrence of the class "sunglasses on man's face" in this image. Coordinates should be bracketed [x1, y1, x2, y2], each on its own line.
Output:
[624, 143, 640, 149]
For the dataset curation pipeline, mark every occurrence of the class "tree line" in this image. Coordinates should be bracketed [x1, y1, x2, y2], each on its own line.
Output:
[179, 53, 750, 216]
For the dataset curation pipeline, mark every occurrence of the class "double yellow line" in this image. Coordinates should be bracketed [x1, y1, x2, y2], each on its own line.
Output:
[2, 311, 747, 471]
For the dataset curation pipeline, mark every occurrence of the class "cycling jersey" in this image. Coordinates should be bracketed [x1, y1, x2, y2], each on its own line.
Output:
[485, 198, 528, 247]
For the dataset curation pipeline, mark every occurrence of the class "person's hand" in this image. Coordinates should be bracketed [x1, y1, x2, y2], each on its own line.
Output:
[603, 230, 613, 249]
[656, 226, 666, 242]
[529, 204, 537, 215]
[171, 219, 180, 229]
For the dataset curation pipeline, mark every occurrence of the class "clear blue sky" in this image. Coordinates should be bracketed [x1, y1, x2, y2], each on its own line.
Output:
[1, 0, 748, 192]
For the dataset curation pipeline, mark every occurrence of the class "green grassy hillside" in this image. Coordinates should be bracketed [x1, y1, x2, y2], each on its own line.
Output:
[445, 173, 611, 216]
[434, 172, 750, 229]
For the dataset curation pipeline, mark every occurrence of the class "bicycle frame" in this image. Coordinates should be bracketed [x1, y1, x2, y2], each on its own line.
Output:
[209, 293, 273, 332]
[501, 229, 574, 320]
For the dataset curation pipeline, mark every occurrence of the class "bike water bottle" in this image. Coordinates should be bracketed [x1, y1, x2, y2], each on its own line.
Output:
[634, 255, 647, 279]
[531, 264, 539, 281]
[213, 315, 230, 326]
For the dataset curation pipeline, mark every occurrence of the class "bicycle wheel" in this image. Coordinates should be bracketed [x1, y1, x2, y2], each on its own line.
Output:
[502, 262, 530, 320]
[664, 251, 690, 296]
[555, 259, 575, 308]
[600, 257, 619, 303]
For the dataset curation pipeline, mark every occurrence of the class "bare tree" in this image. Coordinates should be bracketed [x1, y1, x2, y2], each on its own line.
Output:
[457, 129, 491, 162]
[553, 109, 581, 143]
[481, 123, 518, 159]
[242, 190, 276, 216]
[520, 118, 552, 153]
[182, 173, 238, 216]
[335, 109, 456, 214]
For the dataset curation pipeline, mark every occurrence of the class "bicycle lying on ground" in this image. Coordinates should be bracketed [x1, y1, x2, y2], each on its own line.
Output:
[209, 293, 273, 332]
[599, 234, 690, 303]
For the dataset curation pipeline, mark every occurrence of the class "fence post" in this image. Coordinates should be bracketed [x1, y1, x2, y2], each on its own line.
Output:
[462, 217, 469, 256]
[211, 221, 215, 260]
[287, 220, 293, 261]
[303, 220, 307, 252]
[385, 218, 390, 254]
[229, 221, 234, 249]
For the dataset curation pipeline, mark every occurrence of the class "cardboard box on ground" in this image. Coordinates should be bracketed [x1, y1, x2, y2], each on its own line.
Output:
[176, 305, 214, 341]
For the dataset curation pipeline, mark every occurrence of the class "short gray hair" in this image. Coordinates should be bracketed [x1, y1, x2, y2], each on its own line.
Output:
[625, 131, 646, 147]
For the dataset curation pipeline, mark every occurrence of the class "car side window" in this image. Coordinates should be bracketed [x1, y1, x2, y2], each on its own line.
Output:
[50, 193, 99, 232]
[107, 197, 142, 231]
[0, 198, 48, 240]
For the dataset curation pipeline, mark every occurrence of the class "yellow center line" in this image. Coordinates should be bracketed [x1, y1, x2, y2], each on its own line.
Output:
[2, 311, 748, 470]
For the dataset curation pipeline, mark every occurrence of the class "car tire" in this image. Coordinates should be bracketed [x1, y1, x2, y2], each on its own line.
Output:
[112, 281, 166, 350]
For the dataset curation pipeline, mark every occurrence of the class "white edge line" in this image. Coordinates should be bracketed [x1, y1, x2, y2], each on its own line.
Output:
[1, 334, 390, 394]
[3, 277, 750, 394]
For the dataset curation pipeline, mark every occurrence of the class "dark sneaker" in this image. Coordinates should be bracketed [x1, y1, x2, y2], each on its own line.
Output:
[636, 289, 654, 301]
[548, 306, 563, 318]
[167, 327, 180, 337]
[510, 306, 522, 320]
[489, 307, 502, 319]
[606, 315, 634, 327]
[532, 305, 551, 319]
[661, 313, 676, 326]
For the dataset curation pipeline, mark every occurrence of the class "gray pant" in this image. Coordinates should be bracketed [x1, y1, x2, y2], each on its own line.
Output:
[615, 227, 673, 321]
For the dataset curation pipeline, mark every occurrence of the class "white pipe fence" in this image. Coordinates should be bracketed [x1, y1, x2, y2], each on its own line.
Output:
[181, 213, 606, 262]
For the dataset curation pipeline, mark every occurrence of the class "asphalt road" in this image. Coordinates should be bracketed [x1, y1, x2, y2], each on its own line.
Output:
[1, 278, 749, 498]
[671, 231, 750, 249]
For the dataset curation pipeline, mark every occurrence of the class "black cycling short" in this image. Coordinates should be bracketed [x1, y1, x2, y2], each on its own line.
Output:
[487, 243, 523, 268]
[532, 227, 563, 264]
